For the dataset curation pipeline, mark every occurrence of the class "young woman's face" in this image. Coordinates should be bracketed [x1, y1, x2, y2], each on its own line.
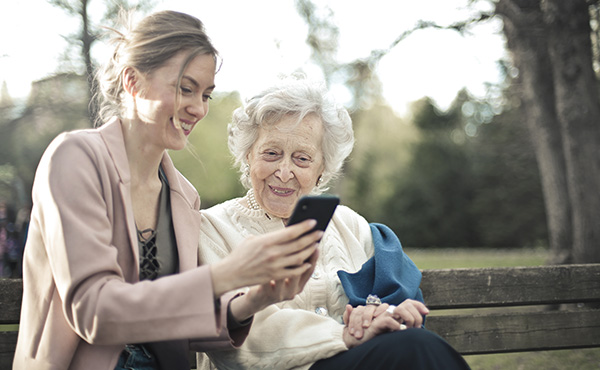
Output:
[247, 114, 325, 220]
[133, 52, 216, 151]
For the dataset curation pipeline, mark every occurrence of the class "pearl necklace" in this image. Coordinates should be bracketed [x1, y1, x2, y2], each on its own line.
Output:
[245, 189, 273, 220]
[246, 189, 261, 211]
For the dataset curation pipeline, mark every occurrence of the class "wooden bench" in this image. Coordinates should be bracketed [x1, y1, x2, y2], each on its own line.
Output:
[1, 263, 599, 368]
[421, 263, 600, 354]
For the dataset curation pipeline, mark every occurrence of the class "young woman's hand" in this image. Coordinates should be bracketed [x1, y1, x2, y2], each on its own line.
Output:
[210, 219, 322, 298]
[229, 249, 319, 322]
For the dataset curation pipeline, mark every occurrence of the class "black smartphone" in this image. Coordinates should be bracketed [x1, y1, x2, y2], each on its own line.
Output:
[287, 195, 340, 235]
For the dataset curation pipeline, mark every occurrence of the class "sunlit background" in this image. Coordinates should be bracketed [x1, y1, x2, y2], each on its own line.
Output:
[0, 0, 506, 115]
[0, 0, 546, 253]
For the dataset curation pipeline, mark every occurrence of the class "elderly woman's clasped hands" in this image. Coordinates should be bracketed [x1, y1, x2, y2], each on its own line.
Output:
[342, 299, 430, 348]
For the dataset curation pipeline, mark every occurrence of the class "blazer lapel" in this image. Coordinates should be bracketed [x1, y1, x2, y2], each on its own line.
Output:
[99, 118, 140, 280]
[161, 154, 202, 272]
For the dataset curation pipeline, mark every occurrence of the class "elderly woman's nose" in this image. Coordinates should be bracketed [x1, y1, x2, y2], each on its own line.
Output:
[275, 160, 295, 181]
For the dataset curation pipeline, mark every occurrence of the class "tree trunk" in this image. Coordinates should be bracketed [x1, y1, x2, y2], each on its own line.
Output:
[80, 0, 98, 126]
[542, 0, 600, 264]
[496, 0, 573, 263]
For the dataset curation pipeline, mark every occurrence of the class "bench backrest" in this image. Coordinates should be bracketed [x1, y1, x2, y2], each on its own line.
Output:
[0, 278, 21, 369]
[421, 263, 600, 354]
[1, 263, 599, 368]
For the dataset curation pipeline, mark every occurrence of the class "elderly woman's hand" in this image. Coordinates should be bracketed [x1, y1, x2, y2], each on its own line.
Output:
[342, 311, 403, 349]
[343, 299, 429, 339]
[342, 303, 390, 339]
[210, 219, 322, 298]
[387, 299, 429, 329]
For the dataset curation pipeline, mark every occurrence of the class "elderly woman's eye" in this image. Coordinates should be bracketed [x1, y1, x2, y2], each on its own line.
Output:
[262, 150, 280, 160]
[294, 155, 312, 166]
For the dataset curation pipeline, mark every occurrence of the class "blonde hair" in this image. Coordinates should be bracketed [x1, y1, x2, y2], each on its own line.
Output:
[94, 10, 219, 127]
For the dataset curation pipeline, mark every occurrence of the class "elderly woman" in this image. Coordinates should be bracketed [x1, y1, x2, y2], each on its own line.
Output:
[197, 79, 470, 370]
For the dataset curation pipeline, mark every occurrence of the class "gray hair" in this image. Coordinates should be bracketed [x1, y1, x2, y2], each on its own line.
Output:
[94, 10, 219, 127]
[228, 78, 355, 193]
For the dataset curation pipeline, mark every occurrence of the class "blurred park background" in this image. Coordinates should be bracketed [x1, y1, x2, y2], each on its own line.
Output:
[2, 0, 600, 271]
[3, 0, 600, 268]
[1, 0, 600, 367]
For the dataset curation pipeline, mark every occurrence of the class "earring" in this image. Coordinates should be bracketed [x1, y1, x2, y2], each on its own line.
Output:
[243, 164, 250, 178]
[316, 176, 323, 187]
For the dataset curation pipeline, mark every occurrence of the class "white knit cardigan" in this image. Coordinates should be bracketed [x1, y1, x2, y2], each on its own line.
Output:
[196, 198, 375, 370]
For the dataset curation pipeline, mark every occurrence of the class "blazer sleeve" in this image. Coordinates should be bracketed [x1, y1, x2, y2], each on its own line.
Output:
[34, 132, 234, 346]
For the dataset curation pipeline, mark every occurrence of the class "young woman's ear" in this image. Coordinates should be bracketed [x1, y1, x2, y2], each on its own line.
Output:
[122, 67, 140, 96]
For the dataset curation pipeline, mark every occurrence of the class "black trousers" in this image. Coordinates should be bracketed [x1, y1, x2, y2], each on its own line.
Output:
[310, 329, 471, 370]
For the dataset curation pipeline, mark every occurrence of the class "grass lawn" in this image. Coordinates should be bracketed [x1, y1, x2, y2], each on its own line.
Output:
[404, 247, 549, 269]
[404, 247, 600, 369]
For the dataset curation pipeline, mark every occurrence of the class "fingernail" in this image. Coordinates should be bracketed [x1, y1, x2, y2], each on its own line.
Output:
[363, 320, 370, 327]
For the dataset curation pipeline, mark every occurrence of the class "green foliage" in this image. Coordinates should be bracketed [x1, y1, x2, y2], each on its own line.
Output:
[170, 92, 245, 209]
[381, 98, 476, 248]
[374, 95, 547, 249]
[338, 103, 419, 221]
[466, 105, 547, 248]
[1, 72, 548, 250]
[4, 74, 90, 206]
[0, 164, 17, 201]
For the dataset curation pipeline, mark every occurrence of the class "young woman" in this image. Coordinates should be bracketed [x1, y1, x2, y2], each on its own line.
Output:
[13, 11, 320, 370]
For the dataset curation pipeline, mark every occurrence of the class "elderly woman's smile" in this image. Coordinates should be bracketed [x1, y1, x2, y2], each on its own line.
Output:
[247, 113, 325, 220]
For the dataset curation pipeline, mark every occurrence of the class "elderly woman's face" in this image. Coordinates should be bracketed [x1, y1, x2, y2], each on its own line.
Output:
[247, 114, 325, 220]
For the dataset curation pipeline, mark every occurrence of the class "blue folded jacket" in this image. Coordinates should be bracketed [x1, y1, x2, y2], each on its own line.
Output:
[337, 223, 424, 306]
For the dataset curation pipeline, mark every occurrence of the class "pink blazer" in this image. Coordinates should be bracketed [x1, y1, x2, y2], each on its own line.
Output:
[13, 118, 245, 369]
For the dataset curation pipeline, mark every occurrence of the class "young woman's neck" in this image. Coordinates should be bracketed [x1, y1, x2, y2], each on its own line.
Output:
[120, 118, 164, 187]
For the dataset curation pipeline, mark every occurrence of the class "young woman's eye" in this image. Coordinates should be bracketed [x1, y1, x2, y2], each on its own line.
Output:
[180, 86, 193, 95]
[202, 94, 213, 102]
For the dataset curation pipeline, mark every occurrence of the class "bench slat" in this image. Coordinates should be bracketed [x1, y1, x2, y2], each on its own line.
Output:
[426, 308, 600, 355]
[0, 331, 18, 369]
[0, 279, 22, 324]
[421, 264, 600, 309]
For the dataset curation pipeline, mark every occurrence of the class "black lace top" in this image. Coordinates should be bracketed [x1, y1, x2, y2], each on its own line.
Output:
[137, 168, 178, 281]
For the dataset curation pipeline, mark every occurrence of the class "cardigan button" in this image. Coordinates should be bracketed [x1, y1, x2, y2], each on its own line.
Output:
[315, 307, 328, 316]
[311, 271, 320, 279]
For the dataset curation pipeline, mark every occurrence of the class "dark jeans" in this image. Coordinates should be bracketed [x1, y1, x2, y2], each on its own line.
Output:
[115, 344, 159, 370]
[310, 329, 471, 370]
